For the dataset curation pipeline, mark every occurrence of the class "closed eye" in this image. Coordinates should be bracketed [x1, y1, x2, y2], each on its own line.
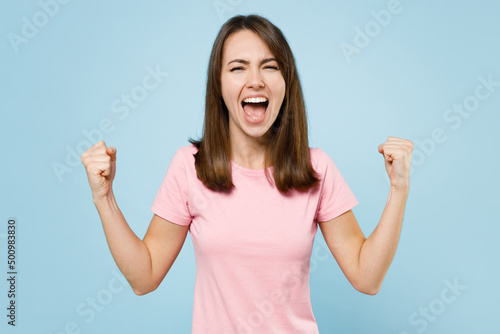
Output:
[264, 66, 279, 70]
[230, 67, 244, 72]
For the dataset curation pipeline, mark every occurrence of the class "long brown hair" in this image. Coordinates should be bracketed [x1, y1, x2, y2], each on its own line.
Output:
[189, 14, 319, 193]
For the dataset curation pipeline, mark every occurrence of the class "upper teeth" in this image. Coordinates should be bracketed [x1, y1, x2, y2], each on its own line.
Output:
[243, 97, 268, 103]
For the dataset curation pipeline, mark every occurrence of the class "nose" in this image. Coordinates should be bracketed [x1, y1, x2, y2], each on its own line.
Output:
[246, 68, 264, 89]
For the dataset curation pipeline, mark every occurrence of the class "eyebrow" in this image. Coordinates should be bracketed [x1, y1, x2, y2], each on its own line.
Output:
[227, 57, 278, 66]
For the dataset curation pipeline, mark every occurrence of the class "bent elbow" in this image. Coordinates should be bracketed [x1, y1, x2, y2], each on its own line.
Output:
[132, 283, 158, 296]
[353, 281, 381, 296]
[132, 288, 150, 296]
[359, 286, 380, 296]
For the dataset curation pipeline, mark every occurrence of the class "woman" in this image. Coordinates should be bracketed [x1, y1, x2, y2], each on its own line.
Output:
[81, 14, 413, 333]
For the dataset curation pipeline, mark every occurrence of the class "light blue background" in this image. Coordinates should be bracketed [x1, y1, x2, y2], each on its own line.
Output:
[1, 0, 499, 333]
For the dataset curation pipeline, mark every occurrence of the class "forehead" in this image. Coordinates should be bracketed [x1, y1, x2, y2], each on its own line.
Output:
[222, 30, 275, 62]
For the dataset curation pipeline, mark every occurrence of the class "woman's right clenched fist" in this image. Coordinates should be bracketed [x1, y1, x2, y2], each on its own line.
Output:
[81, 141, 117, 199]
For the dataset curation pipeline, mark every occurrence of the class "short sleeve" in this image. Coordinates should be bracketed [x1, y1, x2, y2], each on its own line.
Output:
[315, 148, 358, 222]
[151, 148, 193, 226]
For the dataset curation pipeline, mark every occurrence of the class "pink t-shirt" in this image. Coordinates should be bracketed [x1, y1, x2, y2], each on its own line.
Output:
[151, 145, 358, 333]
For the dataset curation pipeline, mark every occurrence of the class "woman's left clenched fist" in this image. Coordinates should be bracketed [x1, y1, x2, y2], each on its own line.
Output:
[378, 137, 413, 189]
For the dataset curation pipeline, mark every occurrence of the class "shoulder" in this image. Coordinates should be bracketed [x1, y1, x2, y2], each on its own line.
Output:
[166, 144, 198, 171]
[172, 144, 199, 162]
[175, 144, 198, 156]
[308, 147, 342, 176]
[308, 147, 328, 170]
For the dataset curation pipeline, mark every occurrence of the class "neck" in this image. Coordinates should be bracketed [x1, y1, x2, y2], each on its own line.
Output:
[230, 131, 271, 170]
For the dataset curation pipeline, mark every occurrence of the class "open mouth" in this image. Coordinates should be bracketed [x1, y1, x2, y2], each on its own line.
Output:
[241, 97, 269, 121]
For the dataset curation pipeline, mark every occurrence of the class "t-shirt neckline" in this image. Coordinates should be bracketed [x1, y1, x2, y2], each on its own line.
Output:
[230, 160, 273, 175]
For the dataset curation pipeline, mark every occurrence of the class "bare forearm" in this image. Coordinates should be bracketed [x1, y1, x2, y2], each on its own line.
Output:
[93, 191, 153, 293]
[357, 186, 409, 293]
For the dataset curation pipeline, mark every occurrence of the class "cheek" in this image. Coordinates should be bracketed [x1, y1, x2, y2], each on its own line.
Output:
[221, 77, 243, 104]
[272, 78, 286, 107]
[268, 75, 285, 94]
